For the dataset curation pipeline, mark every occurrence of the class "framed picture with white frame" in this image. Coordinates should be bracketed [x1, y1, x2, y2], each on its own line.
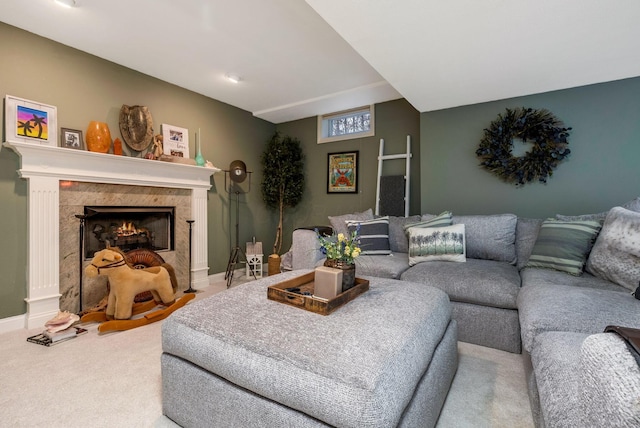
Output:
[162, 124, 190, 158]
[4, 95, 58, 147]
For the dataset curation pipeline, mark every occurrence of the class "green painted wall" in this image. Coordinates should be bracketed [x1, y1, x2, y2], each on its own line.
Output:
[275, 98, 421, 251]
[0, 23, 275, 319]
[421, 78, 640, 218]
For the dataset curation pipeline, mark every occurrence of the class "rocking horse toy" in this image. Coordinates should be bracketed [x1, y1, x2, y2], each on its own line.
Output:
[81, 247, 195, 332]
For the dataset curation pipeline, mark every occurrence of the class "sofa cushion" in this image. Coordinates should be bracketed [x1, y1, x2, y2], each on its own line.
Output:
[328, 208, 373, 237]
[586, 206, 640, 291]
[401, 258, 521, 309]
[525, 218, 602, 276]
[515, 218, 543, 270]
[388, 215, 421, 253]
[580, 333, 640, 427]
[407, 224, 466, 265]
[555, 196, 640, 221]
[355, 252, 410, 279]
[346, 216, 391, 255]
[521, 265, 628, 293]
[452, 214, 517, 264]
[530, 331, 588, 428]
[517, 276, 640, 352]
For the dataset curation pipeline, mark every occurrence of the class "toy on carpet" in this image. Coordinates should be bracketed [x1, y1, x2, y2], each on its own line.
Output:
[82, 247, 194, 332]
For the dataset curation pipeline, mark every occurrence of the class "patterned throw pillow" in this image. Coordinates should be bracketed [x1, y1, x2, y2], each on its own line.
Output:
[403, 211, 453, 231]
[407, 224, 466, 266]
[346, 216, 391, 255]
[526, 218, 602, 276]
[586, 207, 640, 291]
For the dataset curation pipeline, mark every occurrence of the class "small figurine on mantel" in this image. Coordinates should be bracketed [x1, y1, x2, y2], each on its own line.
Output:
[145, 134, 164, 160]
[153, 134, 164, 158]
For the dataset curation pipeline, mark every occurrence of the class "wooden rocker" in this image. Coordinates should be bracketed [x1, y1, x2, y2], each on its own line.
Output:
[82, 248, 194, 332]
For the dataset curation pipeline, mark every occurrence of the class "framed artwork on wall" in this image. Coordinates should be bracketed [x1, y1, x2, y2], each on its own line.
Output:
[162, 124, 189, 158]
[4, 95, 58, 147]
[60, 128, 84, 150]
[327, 151, 358, 194]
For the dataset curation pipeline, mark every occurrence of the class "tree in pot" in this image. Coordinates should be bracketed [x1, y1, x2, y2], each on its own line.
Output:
[260, 132, 305, 275]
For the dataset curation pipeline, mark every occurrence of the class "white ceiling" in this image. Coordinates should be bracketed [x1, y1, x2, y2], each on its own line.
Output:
[2, 0, 640, 124]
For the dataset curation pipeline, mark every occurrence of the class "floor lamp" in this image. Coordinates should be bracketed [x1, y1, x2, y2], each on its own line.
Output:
[224, 160, 255, 287]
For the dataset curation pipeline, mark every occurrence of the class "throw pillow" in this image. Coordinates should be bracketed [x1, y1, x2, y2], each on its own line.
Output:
[453, 214, 518, 264]
[404, 211, 453, 230]
[346, 216, 391, 255]
[586, 206, 640, 291]
[388, 215, 421, 253]
[526, 218, 602, 276]
[328, 208, 373, 237]
[407, 224, 466, 266]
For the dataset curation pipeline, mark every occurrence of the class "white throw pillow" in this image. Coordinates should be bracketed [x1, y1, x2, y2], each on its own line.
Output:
[407, 224, 466, 266]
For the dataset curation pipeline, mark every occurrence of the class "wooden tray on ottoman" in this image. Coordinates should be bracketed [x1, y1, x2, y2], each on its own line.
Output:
[267, 271, 369, 315]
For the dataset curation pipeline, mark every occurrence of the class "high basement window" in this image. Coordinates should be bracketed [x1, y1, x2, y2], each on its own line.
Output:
[317, 105, 375, 144]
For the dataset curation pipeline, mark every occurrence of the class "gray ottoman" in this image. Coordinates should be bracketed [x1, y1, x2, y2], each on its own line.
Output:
[162, 270, 458, 427]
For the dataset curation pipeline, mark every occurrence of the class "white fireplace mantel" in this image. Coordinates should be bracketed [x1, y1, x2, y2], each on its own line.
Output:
[3, 141, 220, 329]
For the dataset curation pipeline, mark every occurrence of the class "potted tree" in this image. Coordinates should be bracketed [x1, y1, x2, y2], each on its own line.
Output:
[260, 132, 305, 275]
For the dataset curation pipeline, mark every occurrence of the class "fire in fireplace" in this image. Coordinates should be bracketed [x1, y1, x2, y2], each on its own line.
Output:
[83, 206, 175, 259]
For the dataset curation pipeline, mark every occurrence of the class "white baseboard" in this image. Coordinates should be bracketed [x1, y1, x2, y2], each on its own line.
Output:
[0, 314, 26, 334]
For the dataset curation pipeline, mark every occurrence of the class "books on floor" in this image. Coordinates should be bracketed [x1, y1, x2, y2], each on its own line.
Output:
[27, 326, 88, 347]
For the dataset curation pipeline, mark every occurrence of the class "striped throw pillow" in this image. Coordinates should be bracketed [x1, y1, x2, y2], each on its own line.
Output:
[526, 219, 602, 276]
[346, 216, 391, 255]
[403, 211, 453, 231]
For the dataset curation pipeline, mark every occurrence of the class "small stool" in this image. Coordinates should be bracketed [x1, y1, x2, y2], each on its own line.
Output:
[246, 241, 263, 279]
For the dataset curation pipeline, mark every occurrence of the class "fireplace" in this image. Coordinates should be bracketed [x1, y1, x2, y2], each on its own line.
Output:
[83, 206, 175, 259]
[2, 140, 219, 330]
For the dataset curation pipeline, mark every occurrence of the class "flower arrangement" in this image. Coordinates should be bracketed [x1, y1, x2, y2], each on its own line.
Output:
[315, 227, 362, 264]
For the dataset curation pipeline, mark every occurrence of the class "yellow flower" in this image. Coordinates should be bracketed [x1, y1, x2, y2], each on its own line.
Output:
[352, 248, 361, 257]
[345, 246, 351, 256]
[337, 233, 345, 242]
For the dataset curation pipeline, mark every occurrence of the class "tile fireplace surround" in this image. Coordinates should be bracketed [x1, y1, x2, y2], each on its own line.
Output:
[2, 141, 219, 330]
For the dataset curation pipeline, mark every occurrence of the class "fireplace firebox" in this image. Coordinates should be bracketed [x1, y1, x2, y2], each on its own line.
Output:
[83, 206, 175, 260]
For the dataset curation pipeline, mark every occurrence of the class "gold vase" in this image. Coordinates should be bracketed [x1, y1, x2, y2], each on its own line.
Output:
[86, 121, 112, 153]
[324, 259, 356, 293]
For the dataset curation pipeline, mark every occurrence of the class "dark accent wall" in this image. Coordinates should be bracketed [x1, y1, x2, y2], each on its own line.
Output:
[420, 77, 640, 218]
[0, 23, 275, 319]
[276, 98, 421, 251]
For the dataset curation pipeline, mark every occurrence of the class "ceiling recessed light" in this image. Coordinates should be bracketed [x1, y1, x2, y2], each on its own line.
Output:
[54, 0, 76, 7]
[225, 73, 241, 84]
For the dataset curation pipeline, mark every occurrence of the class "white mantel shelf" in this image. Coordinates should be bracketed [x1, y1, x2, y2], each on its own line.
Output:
[2, 141, 220, 331]
[3, 141, 220, 188]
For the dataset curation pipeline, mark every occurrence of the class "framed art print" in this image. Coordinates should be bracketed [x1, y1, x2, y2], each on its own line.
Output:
[327, 151, 358, 193]
[162, 124, 189, 158]
[4, 95, 57, 146]
[60, 128, 84, 150]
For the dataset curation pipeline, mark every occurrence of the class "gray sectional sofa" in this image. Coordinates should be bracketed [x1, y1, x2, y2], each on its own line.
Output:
[287, 199, 640, 427]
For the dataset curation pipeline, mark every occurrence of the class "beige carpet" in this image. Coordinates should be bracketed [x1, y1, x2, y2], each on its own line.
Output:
[0, 276, 533, 427]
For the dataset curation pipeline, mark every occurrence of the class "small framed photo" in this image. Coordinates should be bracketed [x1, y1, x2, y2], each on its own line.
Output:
[327, 151, 358, 193]
[60, 128, 84, 150]
[4, 95, 58, 146]
[162, 124, 190, 158]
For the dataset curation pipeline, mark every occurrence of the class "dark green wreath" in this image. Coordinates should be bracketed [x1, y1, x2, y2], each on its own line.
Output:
[476, 107, 571, 185]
